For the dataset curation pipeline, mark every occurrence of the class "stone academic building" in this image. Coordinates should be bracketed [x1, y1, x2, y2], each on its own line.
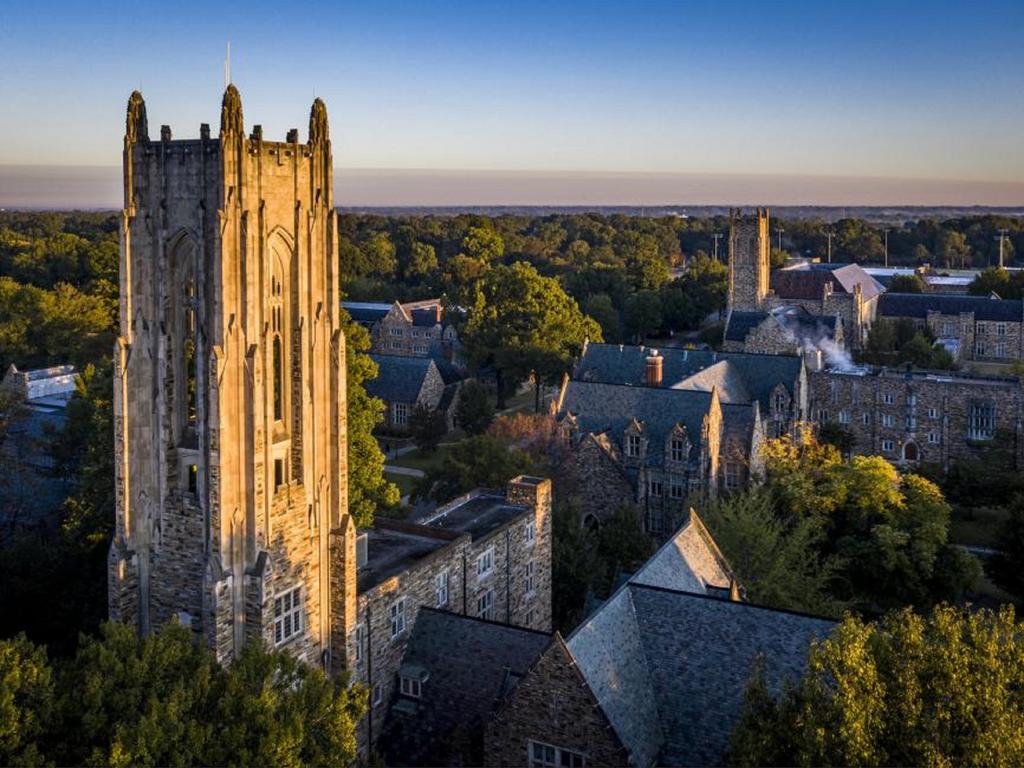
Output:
[107, 87, 551, 759]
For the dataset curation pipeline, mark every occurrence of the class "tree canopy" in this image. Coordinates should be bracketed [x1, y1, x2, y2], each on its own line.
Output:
[729, 605, 1024, 767]
[0, 622, 365, 768]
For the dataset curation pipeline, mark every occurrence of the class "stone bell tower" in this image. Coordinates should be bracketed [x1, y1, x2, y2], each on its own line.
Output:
[108, 85, 353, 668]
[727, 208, 770, 313]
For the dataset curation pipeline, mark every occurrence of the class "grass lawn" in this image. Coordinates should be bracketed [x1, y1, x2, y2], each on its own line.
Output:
[950, 505, 1008, 549]
[383, 471, 419, 500]
[387, 444, 450, 473]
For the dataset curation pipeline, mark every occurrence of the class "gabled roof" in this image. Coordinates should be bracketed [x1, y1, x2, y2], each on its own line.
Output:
[573, 343, 802, 413]
[367, 354, 437, 403]
[878, 292, 1023, 322]
[629, 509, 735, 594]
[567, 581, 833, 767]
[772, 263, 884, 301]
[341, 301, 391, 325]
[724, 310, 769, 342]
[673, 360, 752, 403]
[380, 608, 550, 767]
[558, 379, 717, 466]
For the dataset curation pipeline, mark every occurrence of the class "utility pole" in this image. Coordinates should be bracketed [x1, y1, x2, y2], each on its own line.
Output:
[776, 227, 785, 253]
[825, 231, 834, 263]
[996, 228, 1009, 268]
[883, 228, 890, 269]
[712, 232, 723, 262]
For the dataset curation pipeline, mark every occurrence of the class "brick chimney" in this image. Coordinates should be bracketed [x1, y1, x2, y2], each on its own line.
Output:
[645, 350, 663, 387]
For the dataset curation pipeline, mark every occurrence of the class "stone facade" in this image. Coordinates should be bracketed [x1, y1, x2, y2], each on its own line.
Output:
[727, 208, 770, 313]
[808, 367, 1024, 469]
[108, 87, 349, 666]
[724, 209, 881, 352]
[350, 477, 553, 753]
[878, 293, 1024, 363]
[484, 638, 630, 768]
[556, 380, 763, 538]
[344, 299, 462, 363]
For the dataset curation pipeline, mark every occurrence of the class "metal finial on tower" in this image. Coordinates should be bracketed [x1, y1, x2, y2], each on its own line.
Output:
[224, 41, 231, 87]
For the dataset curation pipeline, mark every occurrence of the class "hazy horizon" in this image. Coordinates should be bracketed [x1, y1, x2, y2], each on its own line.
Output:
[3, 165, 1023, 211]
[2, 0, 1023, 207]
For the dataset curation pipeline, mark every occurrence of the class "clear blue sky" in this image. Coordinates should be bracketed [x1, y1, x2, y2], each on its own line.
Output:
[1, 0, 1023, 204]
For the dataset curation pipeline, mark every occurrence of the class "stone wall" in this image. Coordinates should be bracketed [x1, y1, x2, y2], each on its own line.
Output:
[809, 368, 1024, 469]
[484, 639, 630, 768]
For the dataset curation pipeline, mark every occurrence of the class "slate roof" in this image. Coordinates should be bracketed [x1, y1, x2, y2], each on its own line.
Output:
[723, 311, 768, 342]
[629, 509, 735, 595]
[341, 301, 391, 325]
[630, 586, 834, 767]
[380, 608, 551, 767]
[879, 292, 1024, 322]
[367, 354, 436, 403]
[558, 380, 716, 466]
[573, 343, 802, 412]
[567, 581, 833, 767]
[771, 263, 884, 301]
[429, 355, 463, 386]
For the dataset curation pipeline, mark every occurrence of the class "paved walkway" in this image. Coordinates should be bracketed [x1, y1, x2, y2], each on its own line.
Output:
[383, 464, 425, 478]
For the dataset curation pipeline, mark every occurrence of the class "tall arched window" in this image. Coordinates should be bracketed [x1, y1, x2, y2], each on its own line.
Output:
[169, 234, 199, 445]
[269, 252, 287, 429]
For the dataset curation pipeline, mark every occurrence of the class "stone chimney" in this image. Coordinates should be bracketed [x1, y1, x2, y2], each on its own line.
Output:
[803, 347, 824, 372]
[645, 350, 663, 387]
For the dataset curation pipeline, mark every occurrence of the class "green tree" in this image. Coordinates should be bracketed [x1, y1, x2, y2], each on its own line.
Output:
[0, 634, 52, 767]
[404, 241, 438, 280]
[409, 403, 447, 452]
[990, 493, 1024, 598]
[887, 273, 925, 293]
[461, 262, 601, 409]
[699, 490, 842, 616]
[968, 266, 1017, 298]
[414, 434, 533, 503]
[454, 379, 495, 436]
[623, 290, 663, 341]
[461, 226, 505, 264]
[615, 232, 670, 291]
[938, 229, 971, 268]
[581, 293, 621, 343]
[551, 499, 601, 632]
[340, 313, 400, 526]
[728, 605, 1024, 767]
[6, 621, 366, 767]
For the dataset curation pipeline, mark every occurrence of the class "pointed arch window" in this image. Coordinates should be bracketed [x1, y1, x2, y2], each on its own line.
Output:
[170, 235, 200, 446]
[269, 250, 289, 431]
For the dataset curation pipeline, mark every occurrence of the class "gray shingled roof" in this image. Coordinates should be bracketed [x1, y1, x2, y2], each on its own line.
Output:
[341, 301, 391, 325]
[559, 380, 715, 467]
[380, 608, 550, 767]
[772, 263, 884, 301]
[879, 292, 1024, 322]
[367, 354, 436, 403]
[574, 343, 802, 412]
[632, 586, 833, 766]
[568, 584, 833, 768]
[724, 310, 768, 342]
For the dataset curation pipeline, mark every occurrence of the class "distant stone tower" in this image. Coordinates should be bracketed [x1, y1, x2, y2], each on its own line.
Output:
[108, 85, 354, 668]
[727, 208, 770, 312]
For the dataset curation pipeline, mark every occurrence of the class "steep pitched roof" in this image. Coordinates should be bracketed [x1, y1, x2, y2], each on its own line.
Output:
[367, 354, 436, 403]
[380, 608, 550, 767]
[629, 509, 735, 594]
[558, 379, 717, 466]
[771, 263, 884, 301]
[568, 582, 833, 767]
[724, 310, 769, 342]
[879, 292, 1024, 322]
[630, 585, 834, 766]
[573, 343, 802, 413]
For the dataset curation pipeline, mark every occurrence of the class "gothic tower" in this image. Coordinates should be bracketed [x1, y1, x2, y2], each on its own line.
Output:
[727, 208, 770, 312]
[108, 86, 352, 668]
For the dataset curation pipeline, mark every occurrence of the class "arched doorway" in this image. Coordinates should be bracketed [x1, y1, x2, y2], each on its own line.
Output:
[903, 441, 919, 463]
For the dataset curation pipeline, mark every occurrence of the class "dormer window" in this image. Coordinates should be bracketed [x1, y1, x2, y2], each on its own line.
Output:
[626, 434, 641, 457]
[399, 663, 429, 698]
[670, 438, 685, 463]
